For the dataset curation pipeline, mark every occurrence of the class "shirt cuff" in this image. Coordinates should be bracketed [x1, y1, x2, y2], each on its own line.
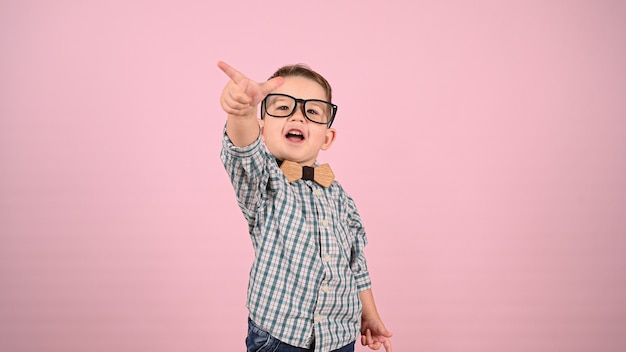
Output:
[354, 272, 372, 291]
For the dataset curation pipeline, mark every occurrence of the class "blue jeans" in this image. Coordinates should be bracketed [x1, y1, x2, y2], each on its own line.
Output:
[246, 319, 355, 352]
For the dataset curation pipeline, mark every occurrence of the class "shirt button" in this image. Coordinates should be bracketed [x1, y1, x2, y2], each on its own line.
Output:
[315, 315, 323, 323]
[322, 219, 329, 227]
[323, 254, 331, 262]
[322, 285, 330, 292]
[314, 189, 322, 196]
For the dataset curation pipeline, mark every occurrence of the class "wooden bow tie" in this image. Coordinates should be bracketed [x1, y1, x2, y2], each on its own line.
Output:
[279, 160, 335, 188]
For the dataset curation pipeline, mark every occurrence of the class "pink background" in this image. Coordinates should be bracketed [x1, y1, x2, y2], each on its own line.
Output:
[1, 1, 625, 351]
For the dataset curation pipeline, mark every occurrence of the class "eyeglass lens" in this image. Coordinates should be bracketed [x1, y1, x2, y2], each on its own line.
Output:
[264, 94, 333, 124]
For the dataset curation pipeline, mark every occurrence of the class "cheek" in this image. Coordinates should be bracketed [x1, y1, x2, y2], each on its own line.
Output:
[310, 130, 329, 145]
[261, 124, 283, 142]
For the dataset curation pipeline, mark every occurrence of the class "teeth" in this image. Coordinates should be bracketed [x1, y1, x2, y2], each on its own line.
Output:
[287, 131, 303, 136]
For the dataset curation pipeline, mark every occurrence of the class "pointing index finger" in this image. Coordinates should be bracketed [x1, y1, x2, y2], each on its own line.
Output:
[217, 60, 246, 85]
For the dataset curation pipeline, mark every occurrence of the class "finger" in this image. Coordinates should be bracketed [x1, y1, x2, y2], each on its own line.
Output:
[366, 328, 374, 347]
[217, 60, 247, 86]
[224, 98, 251, 111]
[221, 88, 251, 112]
[239, 78, 249, 95]
[220, 100, 250, 115]
[259, 76, 285, 95]
[382, 339, 392, 352]
[361, 334, 367, 346]
[228, 79, 251, 105]
[221, 99, 250, 114]
[221, 84, 251, 111]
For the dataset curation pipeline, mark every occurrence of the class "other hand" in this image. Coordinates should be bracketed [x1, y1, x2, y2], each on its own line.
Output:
[361, 318, 393, 352]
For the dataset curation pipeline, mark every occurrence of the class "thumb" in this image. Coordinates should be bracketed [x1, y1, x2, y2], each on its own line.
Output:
[238, 77, 250, 93]
[259, 76, 285, 96]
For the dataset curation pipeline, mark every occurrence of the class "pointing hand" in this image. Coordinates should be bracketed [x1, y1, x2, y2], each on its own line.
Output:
[217, 61, 284, 117]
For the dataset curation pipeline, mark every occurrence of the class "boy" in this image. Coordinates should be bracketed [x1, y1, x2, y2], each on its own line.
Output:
[218, 61, 392, 352]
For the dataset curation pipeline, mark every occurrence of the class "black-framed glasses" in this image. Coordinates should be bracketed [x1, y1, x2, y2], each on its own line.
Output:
[262, 93, 338, 127]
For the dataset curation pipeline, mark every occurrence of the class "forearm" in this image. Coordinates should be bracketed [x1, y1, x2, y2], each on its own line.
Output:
[359, 288, 381, 322]
[226, 112, 260, 147]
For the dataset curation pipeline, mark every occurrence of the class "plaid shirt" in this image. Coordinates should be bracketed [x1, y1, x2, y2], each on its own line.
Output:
[221, 131, 371, 352]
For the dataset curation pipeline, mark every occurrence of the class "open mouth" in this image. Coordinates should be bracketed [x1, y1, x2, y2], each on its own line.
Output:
[285, 129, 305, 142]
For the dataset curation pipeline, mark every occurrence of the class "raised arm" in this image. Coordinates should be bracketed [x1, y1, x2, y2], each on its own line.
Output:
[217, 61, 284, 147]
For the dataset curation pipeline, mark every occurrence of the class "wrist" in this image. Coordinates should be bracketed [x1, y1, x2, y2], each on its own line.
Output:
[361, 309, 381, 322]
[228, 107, 257, 120]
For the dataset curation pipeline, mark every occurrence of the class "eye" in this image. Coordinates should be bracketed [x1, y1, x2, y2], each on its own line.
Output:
[266, 96, 295, 115]
[306, 102, 325, 115]
[306, 108, 320, 115]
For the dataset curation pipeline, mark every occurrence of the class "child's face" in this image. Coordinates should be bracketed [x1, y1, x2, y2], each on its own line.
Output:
[260, 76, 336, 166]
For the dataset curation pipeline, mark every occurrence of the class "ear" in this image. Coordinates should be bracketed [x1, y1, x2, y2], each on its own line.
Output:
[258, 118, 265, 141]
[321, 127, 336, 151]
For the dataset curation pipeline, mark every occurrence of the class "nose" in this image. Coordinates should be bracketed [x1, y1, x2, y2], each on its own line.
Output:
[288, 102, 307, 122]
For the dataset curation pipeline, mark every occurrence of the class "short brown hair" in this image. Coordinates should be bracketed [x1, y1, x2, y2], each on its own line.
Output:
[268, 64, 333, 103]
